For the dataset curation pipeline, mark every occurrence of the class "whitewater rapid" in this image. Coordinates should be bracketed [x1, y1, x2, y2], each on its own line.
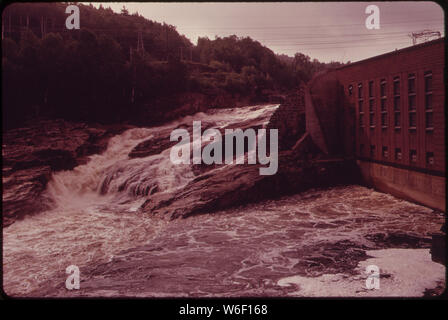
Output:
[3, 104, 279, 296]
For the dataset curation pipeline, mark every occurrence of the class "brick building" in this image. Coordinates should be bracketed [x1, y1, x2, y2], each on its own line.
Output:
[306, 38, 445, 211]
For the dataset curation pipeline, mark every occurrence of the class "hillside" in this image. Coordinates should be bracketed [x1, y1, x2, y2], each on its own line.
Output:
[2, 2, 341, 129]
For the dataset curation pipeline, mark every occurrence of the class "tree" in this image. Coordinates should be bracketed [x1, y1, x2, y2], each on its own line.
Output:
[121, 5, 129, 16]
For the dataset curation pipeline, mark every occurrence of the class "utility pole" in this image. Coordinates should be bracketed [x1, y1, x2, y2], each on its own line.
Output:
[130, 47, 136, 104]
[165, 25, 168, 61]
[137, 30, 144, 54]
[41, 16, 44, 38]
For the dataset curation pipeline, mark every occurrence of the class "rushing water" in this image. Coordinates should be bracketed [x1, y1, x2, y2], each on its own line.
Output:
[2, 104, 278, 296]
[3, 104, 445, 297]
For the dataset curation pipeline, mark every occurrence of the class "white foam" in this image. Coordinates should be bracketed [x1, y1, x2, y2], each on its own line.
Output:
[277, 248, 445, 297]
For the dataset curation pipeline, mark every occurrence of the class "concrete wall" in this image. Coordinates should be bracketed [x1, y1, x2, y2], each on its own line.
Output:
[358, 160, 445, 211]
[305, 71, 355, 157]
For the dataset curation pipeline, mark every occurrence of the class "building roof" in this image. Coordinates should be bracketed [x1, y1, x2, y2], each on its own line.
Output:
[335, 37, 445, 70]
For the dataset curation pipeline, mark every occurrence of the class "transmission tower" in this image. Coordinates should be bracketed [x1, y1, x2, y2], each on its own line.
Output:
[408, 29, 441, 45]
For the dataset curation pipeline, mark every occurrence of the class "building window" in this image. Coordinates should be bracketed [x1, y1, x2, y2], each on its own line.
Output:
[408, 73, 416, 94]
[369, 99, 374, 112]
[393, 78, 401, 129]
[424, 71, 433, 131]
[381, 112, 388, 127]
[409, 112, 417, 129]
[360, 144, 364, 156]
[394, 112, 401, 127]
[393, 77, 400, 95]
[369, 81, 374, 98]
[379, 81, 387, 129]
[424, 71, 432, 92]
[407, 74, 417, 131]
[408, 95, 416, 111]
[410, 149, 417, 163]
[369, 92, 375, 128]
[426, 152, 434, 166]
[348, 84, 353, 96]
[380, 79, 386, 98]
[358, 84, 364, 129]
[380, 98, 387, 112]
[393, 96, 400, 111]
[370, 145, 376, 158]
[395, 148, 402, 161]
[382, 146, 388, 158]
[426, 111, 434, 129]
[425, 94, 433, 110]
[369, 111, 375, 127]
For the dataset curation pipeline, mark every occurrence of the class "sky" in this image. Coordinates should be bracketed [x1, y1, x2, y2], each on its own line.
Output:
[92, 2, 444, 63]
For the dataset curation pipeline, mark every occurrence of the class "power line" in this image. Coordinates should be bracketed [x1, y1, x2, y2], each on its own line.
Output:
[179, 19, 444, 30]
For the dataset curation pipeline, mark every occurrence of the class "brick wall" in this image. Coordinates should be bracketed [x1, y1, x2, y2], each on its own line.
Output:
[267, 86, 306, 150]
[334, 38, 445, 175]
[305, 38, 445, 210]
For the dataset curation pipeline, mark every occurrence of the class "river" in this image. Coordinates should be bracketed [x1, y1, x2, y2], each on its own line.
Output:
[2, 104, 445, 297]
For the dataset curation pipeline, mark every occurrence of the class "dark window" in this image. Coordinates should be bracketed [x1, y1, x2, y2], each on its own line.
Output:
[409, 112, 417, 128]
[393, 77, 400, 95]
[381, 98, 387, 111]
[394, 112, 401, 127]
[425, 72, 432, 92]
[359, 100, 364, 113]
[369, 99, 374, 112]
[381, 113, 388, 127]
[426, 152, 434, 166]
[410, 150, 417, 163]
[394, 97, 400, 111]
[425, 94, 433, 110]
[395, 148, 402, 161]
[408, 95, 416, 111]
[370, 145, 376, 158]
[426, 112, 434, 129]
[369, 81, 374, 98]
[369, 113, 375, 127]
[360, 144, 364, 156]
[358, 83, 363, 98]
[380, 80, 386, 97]
[382, 146, 388, 158]
[359, 114, 364, 127]
[348, 84, 353, 96]
[408, 74, 416, 93]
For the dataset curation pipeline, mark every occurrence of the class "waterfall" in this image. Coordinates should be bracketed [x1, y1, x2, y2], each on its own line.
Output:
[3, 104, 279, 296]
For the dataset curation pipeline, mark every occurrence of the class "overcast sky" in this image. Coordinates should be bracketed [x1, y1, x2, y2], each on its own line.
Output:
[92, 2, 444, 63]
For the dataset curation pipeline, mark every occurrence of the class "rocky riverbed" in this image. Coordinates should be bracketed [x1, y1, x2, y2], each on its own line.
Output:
[2, 105, 445, 297]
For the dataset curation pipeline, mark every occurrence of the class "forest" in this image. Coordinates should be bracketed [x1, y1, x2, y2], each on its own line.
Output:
[2, 2, 344, 129]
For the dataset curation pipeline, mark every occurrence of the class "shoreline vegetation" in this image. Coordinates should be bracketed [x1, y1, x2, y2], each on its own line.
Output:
[2, 2, 344, 131]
